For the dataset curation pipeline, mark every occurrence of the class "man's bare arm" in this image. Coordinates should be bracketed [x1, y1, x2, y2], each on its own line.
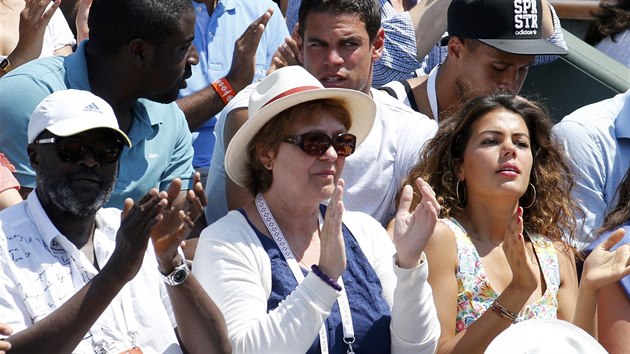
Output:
[407, 0, 452, 62]
[177, 9, 273, 131]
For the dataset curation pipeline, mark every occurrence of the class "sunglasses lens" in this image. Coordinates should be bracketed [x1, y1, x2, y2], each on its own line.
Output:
[283, 133, 357, 157]
[94, 143, 123, 164]
[56, 141, 85, 163]
[332, 134, 356, 157]
[56, 140, 122, 164]
[301, 133, 331, 156]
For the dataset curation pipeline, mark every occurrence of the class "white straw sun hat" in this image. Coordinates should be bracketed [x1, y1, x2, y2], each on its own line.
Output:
[485, 319, 607, 354]
[225, 66, 376, 187]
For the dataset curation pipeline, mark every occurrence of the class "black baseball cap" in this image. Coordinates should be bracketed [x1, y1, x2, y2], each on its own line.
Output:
[447, 0, 567, 55]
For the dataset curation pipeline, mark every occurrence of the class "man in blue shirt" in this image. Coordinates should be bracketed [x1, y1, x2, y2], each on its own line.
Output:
[553, 90, 630, 250]
[176, 0, 289, 178]
[0, 0, 198, 208]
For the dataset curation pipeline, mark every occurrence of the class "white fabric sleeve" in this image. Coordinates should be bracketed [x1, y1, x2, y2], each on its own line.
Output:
[389, 259, 440, 353]
[343, 211, 440, 353]
[395, 110, 438, 183]
[0, 253, 32, 333]
[46, 10, 76, 52]
[193, 211, 340, 354]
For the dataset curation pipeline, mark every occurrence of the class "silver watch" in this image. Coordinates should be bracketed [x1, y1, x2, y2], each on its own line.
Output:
[159, 261, 190, 286]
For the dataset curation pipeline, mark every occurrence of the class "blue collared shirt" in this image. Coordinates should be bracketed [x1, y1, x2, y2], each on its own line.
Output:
[180, 0, 288, 168]
[0, 41, 194, 208]
[553, 90, 630, 250]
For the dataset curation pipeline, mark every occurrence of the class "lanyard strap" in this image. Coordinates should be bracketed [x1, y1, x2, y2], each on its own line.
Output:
[426, 64, 440, 122]
[255, 193, 356, 354]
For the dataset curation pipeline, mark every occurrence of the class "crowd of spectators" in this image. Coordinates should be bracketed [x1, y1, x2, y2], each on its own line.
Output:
[0, 0, 628, 353]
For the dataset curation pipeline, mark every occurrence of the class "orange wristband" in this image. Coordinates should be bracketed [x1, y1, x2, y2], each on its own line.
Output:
[211, 77, 235, 105]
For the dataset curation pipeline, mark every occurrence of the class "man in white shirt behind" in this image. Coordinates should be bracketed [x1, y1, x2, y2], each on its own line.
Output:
[204, 0, 437, 227]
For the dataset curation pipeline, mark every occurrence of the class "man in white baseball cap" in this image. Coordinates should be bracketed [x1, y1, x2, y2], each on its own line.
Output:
[27, 89, 131, 147]
[0, 89, 230, 353]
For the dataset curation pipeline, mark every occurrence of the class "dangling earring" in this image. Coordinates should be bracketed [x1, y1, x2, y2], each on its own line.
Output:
[456, 180, 467, 205]
[521, 183, 537, 209]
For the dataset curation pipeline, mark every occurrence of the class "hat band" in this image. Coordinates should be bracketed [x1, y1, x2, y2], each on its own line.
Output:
[261, 86, 321, 109]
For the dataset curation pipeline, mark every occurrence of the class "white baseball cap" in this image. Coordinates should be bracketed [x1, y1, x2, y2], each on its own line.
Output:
[28, 89, 132, 146]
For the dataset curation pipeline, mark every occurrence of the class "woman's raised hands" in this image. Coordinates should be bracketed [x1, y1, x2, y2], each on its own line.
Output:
[317, 179, 346, 280]
[582, 228, 630, 292]
[503, 207, 538, 292]
[394, 178, 440, 268]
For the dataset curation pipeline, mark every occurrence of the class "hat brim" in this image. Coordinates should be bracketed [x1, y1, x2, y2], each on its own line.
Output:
[479, 38, 568, 55]
[47, 119, 132, 147]
[486, 319, 606, 353]
[225, 88, 376, 188]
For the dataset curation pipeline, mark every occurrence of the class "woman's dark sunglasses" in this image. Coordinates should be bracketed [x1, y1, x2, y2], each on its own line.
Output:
[281, 132, 357, 157]
[33, 137, 124, 164]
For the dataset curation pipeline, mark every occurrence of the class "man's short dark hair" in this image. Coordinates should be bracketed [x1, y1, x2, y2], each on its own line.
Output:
[298, 0, 381, 41]
[88, 0, 193, 55]
[458, 37, 481, 52]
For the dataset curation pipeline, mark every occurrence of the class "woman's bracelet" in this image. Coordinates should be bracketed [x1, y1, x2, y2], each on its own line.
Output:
[311, 265, 342, 291]
[490, 299, 518, 322]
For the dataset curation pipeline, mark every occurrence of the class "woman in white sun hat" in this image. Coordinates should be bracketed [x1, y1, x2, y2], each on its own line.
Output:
[193, 65, 441, 354]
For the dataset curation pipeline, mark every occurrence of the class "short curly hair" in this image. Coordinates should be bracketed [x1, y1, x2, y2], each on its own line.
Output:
[298, 0, 381, 42]
[89, 0, 193, 55]
[245, 99, 351, 195]
[399, 94, 579, 245]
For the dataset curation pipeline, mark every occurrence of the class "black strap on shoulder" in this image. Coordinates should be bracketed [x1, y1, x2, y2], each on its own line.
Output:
[378, 81, 420, 113]
[378, 86, 398, 99]
[399, 80, 419, 112]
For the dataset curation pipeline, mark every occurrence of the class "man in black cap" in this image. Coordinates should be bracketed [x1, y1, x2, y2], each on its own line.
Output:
[380, 0, 568, 122]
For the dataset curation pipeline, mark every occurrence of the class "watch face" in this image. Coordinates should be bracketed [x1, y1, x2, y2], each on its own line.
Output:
[172, 269, 188, 284]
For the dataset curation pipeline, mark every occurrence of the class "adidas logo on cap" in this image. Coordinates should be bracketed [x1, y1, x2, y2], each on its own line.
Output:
[513, 0, 539, 36]
[446, 0, 567, 55]
[83, 102, 103, 114]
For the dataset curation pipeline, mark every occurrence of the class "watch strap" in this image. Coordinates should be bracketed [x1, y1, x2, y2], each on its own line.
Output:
[159, 261, 190, 286]
[0, 58, 13, 74]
